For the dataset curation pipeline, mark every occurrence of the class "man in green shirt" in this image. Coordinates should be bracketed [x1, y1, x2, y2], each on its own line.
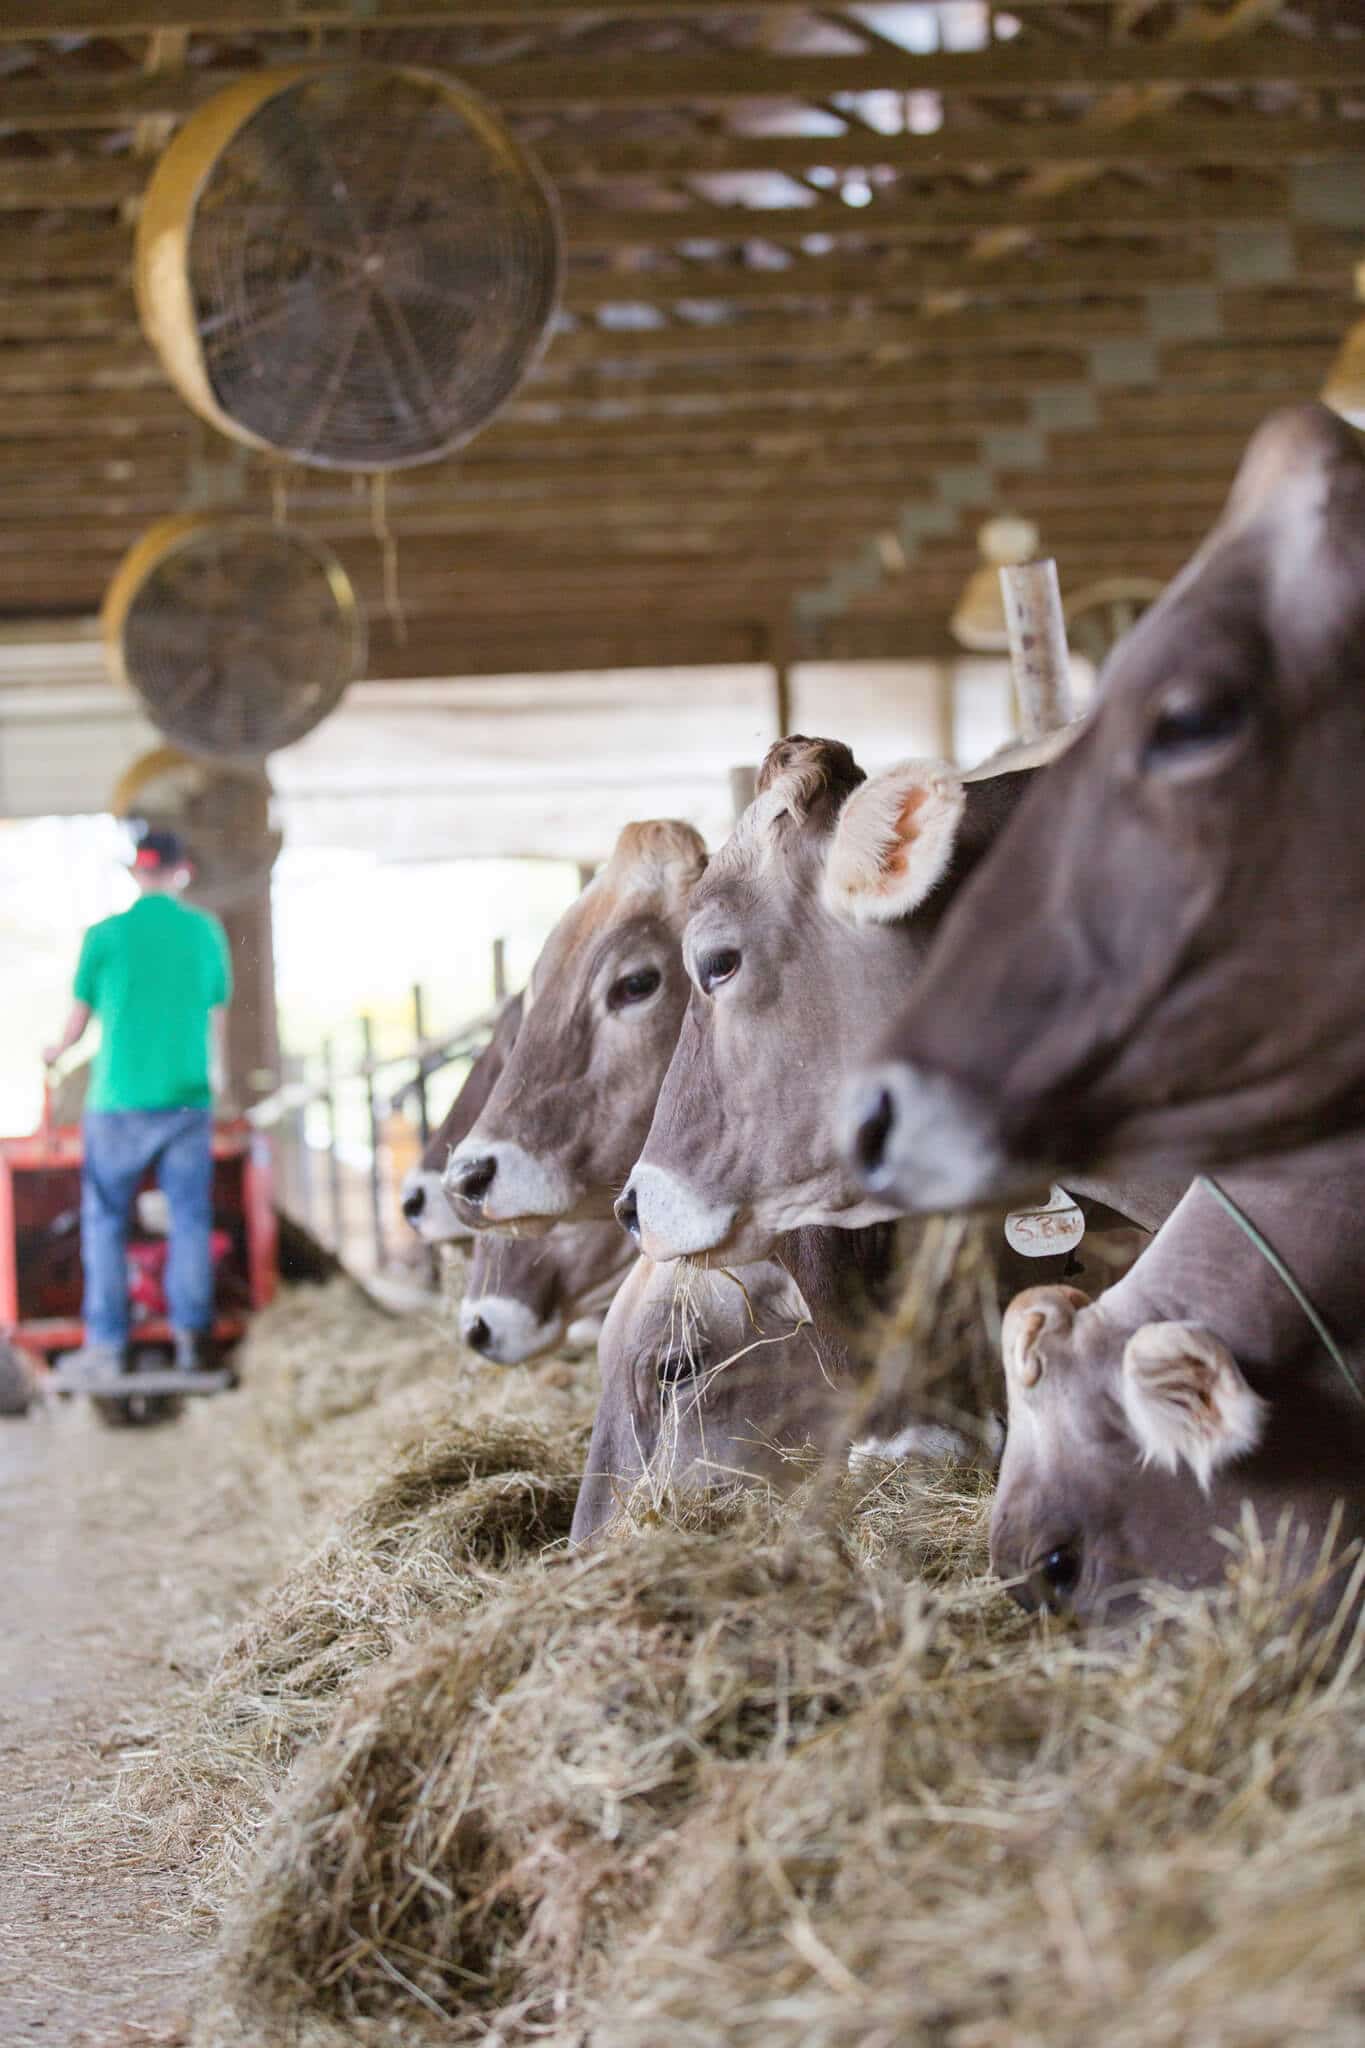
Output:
[44, 829, 233, 1377]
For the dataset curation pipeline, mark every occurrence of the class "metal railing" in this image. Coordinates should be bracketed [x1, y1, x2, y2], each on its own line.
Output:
[251, 946, 508, 1273]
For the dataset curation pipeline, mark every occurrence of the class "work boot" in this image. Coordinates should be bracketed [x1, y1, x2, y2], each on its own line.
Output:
[173, 1328, 215, 1373]
[57, 1341, 127, 1390]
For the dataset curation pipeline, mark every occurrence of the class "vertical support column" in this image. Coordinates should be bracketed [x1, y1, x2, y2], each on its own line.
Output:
[932, 659, 956, 763]
[218, 870, 280, 1110]
[361, 1014, 385, 1273]
[492, 937, 507, 1003]
[411, 983, 430, 1148]
[321, 1036, 344, 1259]
[729, 764, 758, 822]
[768, 616, 794, 740]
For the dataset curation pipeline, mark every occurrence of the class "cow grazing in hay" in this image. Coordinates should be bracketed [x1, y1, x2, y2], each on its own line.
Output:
[990, 1143, 1365, 1625]
[570, 1224, 996, 1545]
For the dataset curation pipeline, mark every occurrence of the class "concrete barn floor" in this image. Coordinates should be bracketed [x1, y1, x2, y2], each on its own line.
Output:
[0, 1390, 280, 2048]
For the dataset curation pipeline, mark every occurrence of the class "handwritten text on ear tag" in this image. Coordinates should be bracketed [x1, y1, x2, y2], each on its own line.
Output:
[1005, 1184, 1085, 1259]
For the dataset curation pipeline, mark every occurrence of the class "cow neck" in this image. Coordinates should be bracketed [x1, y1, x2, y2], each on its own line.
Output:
[1096, 1131, 1365, 1393]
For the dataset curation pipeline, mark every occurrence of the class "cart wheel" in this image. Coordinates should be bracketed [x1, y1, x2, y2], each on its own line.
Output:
[90, 1343, 185, 1429]
[0, 1340, 34, 1418]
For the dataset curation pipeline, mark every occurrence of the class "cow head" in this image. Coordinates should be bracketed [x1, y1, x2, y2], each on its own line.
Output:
[844, 404, 1365, 1210]
[443, 820, 707, 1228]
[569, 1245, 844, 1544]
[458, 1218, 634, 1366]
[401, 994, 524, 1244]
[990, 1282, 1365, 1626]
[618, 735, 1037, 1262]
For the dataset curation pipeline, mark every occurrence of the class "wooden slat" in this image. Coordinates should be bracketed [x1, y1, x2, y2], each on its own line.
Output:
[536, 117, 1365, 182]
[562, 176, 1295, 250]
[6, 40, 1361, 128]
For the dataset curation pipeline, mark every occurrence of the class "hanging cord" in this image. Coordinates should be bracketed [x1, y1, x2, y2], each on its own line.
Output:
[1199, 1173, 1365, 1414]
[370, 470, 408, 647]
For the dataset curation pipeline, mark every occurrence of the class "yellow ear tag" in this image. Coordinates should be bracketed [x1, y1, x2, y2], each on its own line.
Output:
[1005, 1184, 1085, 1259]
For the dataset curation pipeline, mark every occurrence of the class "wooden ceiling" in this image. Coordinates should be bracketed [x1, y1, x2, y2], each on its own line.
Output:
[0, 0, 1361, 680]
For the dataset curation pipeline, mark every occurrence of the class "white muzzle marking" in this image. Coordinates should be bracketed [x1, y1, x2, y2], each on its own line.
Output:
[629, 1162, 737, 1262]
[443, 1139, 575, 1228]
[401, 1168, 470, 1244]
[460, 1295, 562, 1366]
[838, 1062, 1007, 1213]
[564, 1314, 607, 1353]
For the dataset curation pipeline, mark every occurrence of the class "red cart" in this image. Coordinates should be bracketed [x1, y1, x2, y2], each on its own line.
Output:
[0, 1089, 276, 1424]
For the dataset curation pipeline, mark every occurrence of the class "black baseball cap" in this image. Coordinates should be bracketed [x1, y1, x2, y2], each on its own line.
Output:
[130, 826, 190, 874]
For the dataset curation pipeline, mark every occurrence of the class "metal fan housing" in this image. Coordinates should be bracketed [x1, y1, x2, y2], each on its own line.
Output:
[103, 514, 364, 762]
[135, 64, 562, 470]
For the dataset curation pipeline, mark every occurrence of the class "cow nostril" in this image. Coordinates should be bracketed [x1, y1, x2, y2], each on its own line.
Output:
[615, 1184, 640, 1240]
[451, 1154, 497, 1204]
[401, 1185, 425, 1222]
[852, 1085, 897, 1177]
[465, 1315, 492, 1354]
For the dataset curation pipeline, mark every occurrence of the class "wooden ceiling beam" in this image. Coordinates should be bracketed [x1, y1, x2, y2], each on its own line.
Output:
[537, 117, 1365, 182]
[561, 177, 1294, 251]
[566, 233, 1358, 310]
[6, 40, 1360, 129]
[0, 2, 1241, 38]
[0, 163, 141, 212]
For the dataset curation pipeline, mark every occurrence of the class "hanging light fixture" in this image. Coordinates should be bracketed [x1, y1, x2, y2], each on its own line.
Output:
[1323, 262, 1365, 430]
[950, 515, 1041, 652]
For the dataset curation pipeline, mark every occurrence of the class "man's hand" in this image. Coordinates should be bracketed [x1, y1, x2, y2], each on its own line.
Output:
[45, 1002, 92, 1070]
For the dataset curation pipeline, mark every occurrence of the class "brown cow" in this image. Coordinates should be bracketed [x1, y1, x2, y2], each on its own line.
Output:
[400, 994, 524, 1244]
[991, 1141, 1365, 1627]
[570, 1222, 999, 1545]
[619, 737, 1180, 1263]
[460, 1219, 635, 1365]
[444, 820, 707, 1228]
[842, 404, 1365, 1211]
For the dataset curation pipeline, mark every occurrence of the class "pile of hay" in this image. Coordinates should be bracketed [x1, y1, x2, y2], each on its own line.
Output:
[194, 1458, 1365, 2048]
[79, 1274, 599, 1902]
[198, 1470, 1365, 2048]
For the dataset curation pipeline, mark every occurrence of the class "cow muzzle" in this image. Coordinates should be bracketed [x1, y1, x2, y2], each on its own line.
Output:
[459, 1295, 562, 1366]
[615, 1164, 737, 1261]
[837, 1062, 1009, 1213]
[400, 1168, 469, 1244]
[442, 1140, 573, 1229]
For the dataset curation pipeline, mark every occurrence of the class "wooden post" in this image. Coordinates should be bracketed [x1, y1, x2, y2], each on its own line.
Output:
[361, 1014, 385, 1272]
[492, 937, 507, 1003]
[932, 659, 956, 762]
[216, 872, 281, 1109]
[411, 982, 430, 1147]
[729, 764, 758, 821]
[321, 1036, 344, 1258]
[999, 558, 1074, 740]
[576, 861, 596, 891]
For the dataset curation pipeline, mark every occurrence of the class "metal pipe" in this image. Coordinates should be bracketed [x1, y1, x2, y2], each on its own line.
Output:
[999, 556, 1074, 739]
[361, 1014, 385, 1272]
[411, 983, 430, 1148]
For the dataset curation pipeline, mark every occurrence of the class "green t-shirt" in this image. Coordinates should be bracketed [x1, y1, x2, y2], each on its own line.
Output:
[74, 894, 232, 1113]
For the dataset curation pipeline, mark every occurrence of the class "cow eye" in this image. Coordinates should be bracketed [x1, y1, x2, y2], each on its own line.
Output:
[658, 1349, 702, 1387]
[1034, 1544, 1081, 1608]
[608, 966, 661, 1010]
[699, 946, 741, 994]
[1143, 685, 1250, 772]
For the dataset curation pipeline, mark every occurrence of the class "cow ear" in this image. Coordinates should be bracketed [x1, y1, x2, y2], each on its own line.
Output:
[1001, 1284, 1089, 1390]
[822, 760, 966, 924]
[1120, 1322, 1266, 1493]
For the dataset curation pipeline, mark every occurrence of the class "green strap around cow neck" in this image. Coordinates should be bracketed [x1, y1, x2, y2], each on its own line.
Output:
[1198, 1173, 1365, 1414]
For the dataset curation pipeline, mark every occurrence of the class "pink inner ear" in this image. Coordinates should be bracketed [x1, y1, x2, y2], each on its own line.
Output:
[880, 786, 928, 883]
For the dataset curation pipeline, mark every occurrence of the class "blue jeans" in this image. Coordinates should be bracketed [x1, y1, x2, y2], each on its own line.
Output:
[82, 1109, 215, 1347]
